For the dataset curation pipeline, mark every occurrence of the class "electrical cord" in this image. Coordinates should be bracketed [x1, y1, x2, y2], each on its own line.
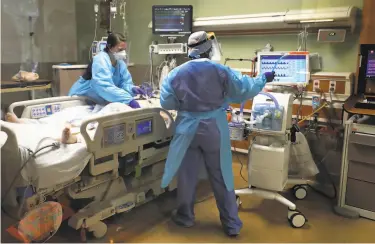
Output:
[233, 136, 257, 183]
[296, 93, 304, 122]
[298, 102, 328, 125]
[325, 91, 337, 130]
[306, 150, 337, 200]
[233, 145, 248, 183]
[1, 141, 61, 221]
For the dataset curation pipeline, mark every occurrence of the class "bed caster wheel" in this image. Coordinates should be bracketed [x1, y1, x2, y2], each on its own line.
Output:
[292, 185, 308, 200]
[288, 211, 306, 228]
[236, 195, 242, 208]
[89, 221, 107, 239]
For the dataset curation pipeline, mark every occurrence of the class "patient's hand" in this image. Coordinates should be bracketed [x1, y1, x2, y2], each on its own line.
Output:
[61, 124, 78, 144]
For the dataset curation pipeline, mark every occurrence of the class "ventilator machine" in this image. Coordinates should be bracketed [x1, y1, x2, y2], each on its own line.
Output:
[232, 51, 311, 228]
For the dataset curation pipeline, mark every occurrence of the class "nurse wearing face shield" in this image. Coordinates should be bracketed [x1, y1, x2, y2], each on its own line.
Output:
[159, 31, 275, 236]
[69, 32, 144, 109]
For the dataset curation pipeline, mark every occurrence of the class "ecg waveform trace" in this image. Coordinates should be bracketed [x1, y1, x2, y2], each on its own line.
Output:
[259, 55, 308, 83]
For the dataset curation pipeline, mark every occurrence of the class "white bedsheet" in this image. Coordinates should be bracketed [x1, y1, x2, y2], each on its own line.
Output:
[1, 121, 92, 190]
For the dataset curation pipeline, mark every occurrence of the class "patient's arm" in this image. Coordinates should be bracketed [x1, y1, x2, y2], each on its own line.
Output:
[5, 113, 79, 144]
[5, 113, 41, 124]
[5, 113, 24, 123]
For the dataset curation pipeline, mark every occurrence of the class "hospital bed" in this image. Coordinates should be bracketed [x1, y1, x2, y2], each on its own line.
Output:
[1, 96, 177, 239]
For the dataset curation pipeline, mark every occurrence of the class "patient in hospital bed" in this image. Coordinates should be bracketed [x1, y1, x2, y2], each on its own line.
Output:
[4, 100, 173, 145]
[4, 103, 134, 144]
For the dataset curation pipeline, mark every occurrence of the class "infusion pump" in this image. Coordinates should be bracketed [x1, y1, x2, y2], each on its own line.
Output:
[92, 36, 128, 62]
[92, 37, 108, 57]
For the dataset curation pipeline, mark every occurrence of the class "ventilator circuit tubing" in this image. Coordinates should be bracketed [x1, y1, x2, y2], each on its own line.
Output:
[239, 85, 281, 116]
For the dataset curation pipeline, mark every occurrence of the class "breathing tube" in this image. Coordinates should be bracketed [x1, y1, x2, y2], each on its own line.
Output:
[239, 91, 280, 115]
[258, 92, 280, 108]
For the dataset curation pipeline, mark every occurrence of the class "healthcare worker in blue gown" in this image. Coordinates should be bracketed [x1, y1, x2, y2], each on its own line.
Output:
[160, 31, 275, 237]
[69, 32, 144, 108]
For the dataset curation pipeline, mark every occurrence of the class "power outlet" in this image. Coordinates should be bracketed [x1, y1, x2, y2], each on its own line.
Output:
[329, 81, 336, 93]
[313, 80, 320, 92]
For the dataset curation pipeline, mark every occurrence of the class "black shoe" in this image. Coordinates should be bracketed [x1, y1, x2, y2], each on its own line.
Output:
[226, 232, 239, 237]
[224, 228, 240, 237]
[171, 211, 195, 228]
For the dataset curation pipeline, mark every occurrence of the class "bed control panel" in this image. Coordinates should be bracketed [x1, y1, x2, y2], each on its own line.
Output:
[103, 123, 126, 148]
[30, 104, 62, 119]
[31, 106, 47, 119]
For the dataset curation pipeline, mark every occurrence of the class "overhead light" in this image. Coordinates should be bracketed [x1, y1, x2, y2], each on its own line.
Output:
[300, 19, 334, 23]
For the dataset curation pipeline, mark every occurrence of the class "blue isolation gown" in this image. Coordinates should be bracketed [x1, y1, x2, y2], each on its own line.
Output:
[159, 58, 267, 234]
[69, 51, 135, 105]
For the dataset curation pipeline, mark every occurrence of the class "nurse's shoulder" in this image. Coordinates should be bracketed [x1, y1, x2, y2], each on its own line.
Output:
[92, 51, 112, 67]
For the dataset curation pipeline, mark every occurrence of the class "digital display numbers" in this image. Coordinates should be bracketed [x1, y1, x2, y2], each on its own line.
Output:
[103, 123, 126, 147]
[136, 119, 153, 136]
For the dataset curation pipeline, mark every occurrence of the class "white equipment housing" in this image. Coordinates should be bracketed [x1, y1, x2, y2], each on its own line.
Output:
[149, 43, 187, 55]
[248, 93, 293, 191]
[235, 92, 309, 228]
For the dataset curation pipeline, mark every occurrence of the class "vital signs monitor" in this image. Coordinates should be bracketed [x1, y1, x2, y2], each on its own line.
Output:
[258, 52, 310, 86]
[152, 5, 193, 36]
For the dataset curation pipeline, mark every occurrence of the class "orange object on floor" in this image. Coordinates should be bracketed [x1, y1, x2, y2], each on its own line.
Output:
[227, 112, 232, 122]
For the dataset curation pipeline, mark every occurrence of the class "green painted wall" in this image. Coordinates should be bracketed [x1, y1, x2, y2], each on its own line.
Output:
[76, 0, 363, 72]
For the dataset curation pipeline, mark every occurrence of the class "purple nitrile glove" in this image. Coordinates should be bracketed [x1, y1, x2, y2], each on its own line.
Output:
[129, 100, 141, 109]
[264, 71, 275, 83]
[140, 84, 154, 97]
[132, 86, 146, 96]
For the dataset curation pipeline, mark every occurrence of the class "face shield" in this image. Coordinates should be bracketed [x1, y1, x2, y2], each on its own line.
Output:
[207, 32, 223, 62]
[187, 31, 222, 62]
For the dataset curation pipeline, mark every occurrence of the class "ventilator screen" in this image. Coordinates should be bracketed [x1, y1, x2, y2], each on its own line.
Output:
[259, 53, 309, 85]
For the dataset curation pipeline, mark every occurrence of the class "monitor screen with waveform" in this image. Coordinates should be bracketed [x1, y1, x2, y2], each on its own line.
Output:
[258, 52, 310, 85]
[152, 5, 193, 36]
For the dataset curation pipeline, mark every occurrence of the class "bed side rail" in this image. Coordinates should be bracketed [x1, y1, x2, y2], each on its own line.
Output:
[80, 107, 175, 157]
[0, 121, 19, 151]
[8, 96, 92, 119]
[0, 122, 23, 207]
